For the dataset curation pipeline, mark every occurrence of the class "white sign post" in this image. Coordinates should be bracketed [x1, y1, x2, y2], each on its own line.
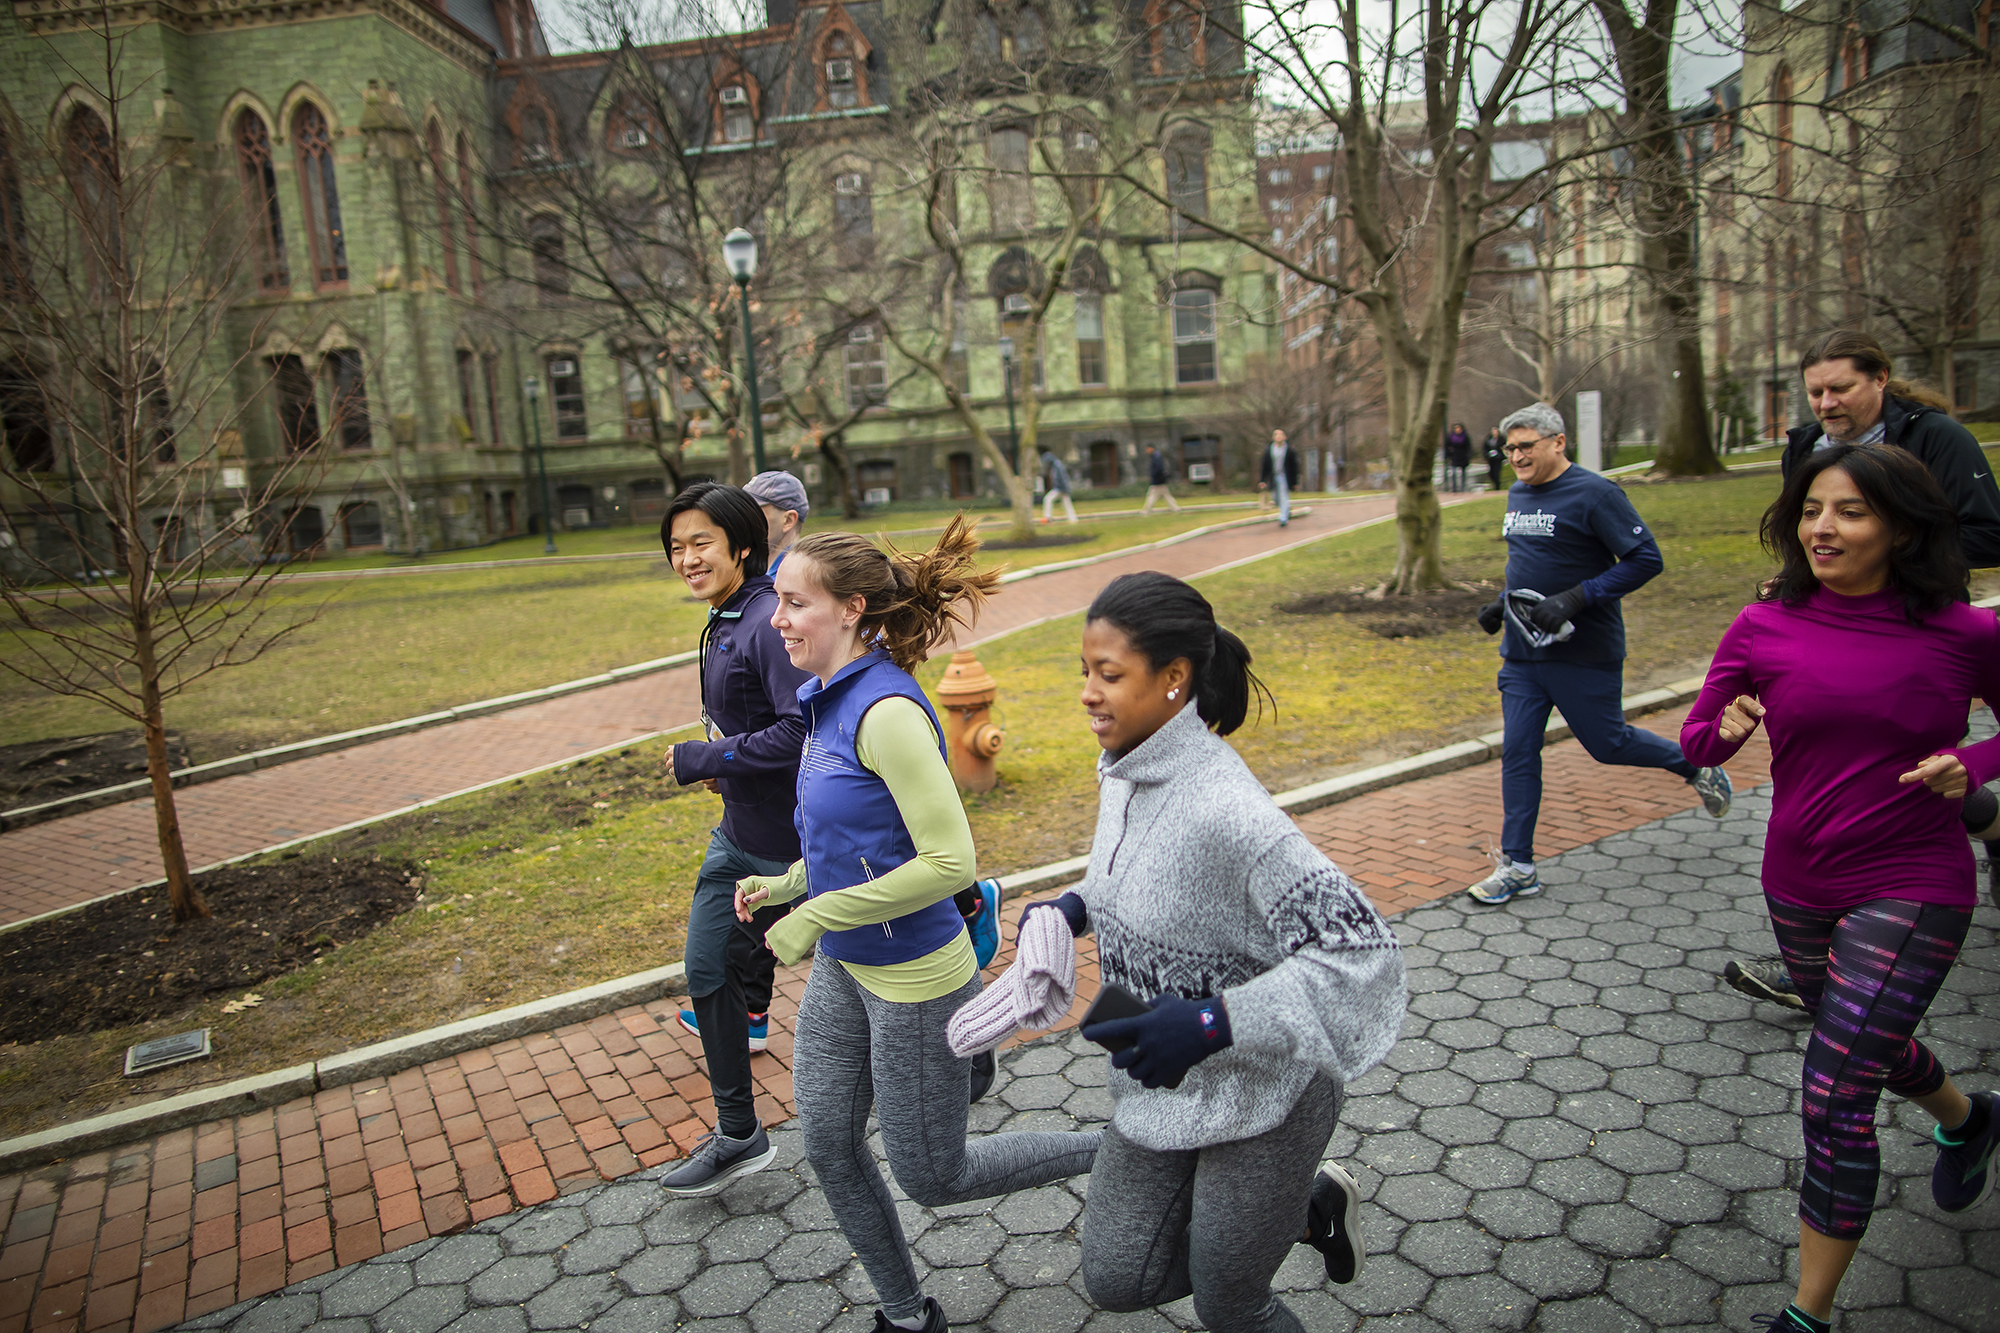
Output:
[1574, 391, 1603, 472]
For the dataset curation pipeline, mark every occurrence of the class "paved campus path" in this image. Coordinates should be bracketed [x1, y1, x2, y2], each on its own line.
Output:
[0, 495, 1406, 926]
[6, 723, 1994, 1333]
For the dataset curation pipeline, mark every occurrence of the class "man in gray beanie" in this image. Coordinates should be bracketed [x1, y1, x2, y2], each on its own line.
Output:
[744, 470, 809, 574]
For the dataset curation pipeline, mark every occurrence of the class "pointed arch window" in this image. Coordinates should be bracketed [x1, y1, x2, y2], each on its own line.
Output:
[1165, 124, 1210, 230]
[457, 133, 483, 294]
[235, 110, 289, 291]
[1146, 0, 1206, 75]
[293, 102, 348, 287]
[427, 122, 460, 293]
[0, 119, 29, 300]
[66, 107, 121, 297]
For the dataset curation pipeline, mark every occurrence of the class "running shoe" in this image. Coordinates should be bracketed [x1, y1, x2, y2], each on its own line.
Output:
[871, 1296, 945, 1333]
[1933, 1090, 2000, 1214]
[660, 1121, 775, 1196]
[676, 1009, 769, 1053]
[1723, 957, 1805, 1011]
[1750, 1306, 1831, 1333]
[1985, 844, 2000, 912]
[1303, 1164, 1365, 1285]
[1466, 851, 1540, 906]
[1689, 765, 1733, 818]
[965, 877, 1002, 970]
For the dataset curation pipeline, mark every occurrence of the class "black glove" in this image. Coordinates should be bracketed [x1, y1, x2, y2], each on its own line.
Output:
[1021, 891, 1088, 938]
[1477, 597, 1505, 635]
[1083, 993, 1233, 1089]
[1527, 585, 1590, 634]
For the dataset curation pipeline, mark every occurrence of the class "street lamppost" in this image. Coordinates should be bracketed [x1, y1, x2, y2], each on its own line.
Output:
[999, 341, 1020, 474]
[523, 375, 557, 555]
[722, 228, 769, 475]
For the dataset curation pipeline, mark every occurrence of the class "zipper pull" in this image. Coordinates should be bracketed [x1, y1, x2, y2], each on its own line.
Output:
[860, 858, 891, 936]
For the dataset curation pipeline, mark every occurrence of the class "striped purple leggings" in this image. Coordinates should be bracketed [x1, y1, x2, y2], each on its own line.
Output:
[1768, 895, 1971, 1240]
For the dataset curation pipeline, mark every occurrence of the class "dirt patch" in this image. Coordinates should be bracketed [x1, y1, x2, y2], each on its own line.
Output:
[0, 731, 190, 812]
[1278, 585, 1497, 639]
[976, 531, 1098, 552]
[0, 857, 421, 1045]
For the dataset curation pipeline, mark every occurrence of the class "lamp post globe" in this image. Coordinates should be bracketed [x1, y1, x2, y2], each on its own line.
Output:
[722, 229, 768, 474]
[523, 374, 557, 555]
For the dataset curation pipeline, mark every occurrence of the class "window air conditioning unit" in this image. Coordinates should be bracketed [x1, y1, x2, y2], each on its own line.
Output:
[864, 486, 892, 505]
[835, 172, 865, 194]
[1188, 462, 1215, 482]
[547, 359, 576, 377]
[849, 325, 875, 343]
[719, 85, 749, 105]
[619, 127, 649, 147]
[1002, 293, 1031, 314]
[826, 58, 855, 82]
[1074, 131, 1098, 149]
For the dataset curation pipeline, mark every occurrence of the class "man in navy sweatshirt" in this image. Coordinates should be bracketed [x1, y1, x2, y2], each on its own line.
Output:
[659, 482, 812, 1194]
[1468, 402, 1734, 905]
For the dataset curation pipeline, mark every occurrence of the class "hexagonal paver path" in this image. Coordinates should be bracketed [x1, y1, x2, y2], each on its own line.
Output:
[167, 781, 2000, 1332]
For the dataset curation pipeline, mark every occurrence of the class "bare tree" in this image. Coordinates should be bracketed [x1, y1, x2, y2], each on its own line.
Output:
[0, 22, 335, 922]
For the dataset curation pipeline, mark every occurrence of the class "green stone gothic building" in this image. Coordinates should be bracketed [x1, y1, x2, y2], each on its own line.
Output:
[0, 0, 1275, 559]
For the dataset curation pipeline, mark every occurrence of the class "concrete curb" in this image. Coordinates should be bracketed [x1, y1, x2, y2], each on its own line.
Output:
[0, 506, 1324, 833]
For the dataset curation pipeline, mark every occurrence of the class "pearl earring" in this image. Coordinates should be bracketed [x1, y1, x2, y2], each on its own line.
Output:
[1167, 688, 1179, 700]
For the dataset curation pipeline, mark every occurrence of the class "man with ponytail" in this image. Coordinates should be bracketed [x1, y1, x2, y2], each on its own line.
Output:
[731, 518, 1101, 1333]
[1721, 328, 2000, 1011]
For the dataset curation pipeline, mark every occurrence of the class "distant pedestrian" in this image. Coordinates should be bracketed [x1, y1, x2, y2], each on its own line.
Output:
[1258, 429, 1301, 527]
[1443, 422, 1473, 492]
[1680, 443, 2000, 1333]
[1468, 402, 1731, 905]
[1719, 329, 2000, 1013]
[1143, 445, 1181, 514]
[744, 470, 809, 575]
[1041, 449, 1077, 524]
[1483, 427, 1506, 491]
[1047, 571, 1403, 1325]
[735, 518, 1100, 1332]
[657, 482, 812, 1197]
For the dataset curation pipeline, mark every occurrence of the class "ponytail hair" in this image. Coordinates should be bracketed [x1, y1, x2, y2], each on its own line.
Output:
[1085, 571, 1272, 736]
[1797, 329, 1953, 411]
[788, 514, 1002, 671]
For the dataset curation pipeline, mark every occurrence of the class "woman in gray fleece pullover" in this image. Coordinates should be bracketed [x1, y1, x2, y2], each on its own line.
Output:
[1030, 572, 1407, 1333]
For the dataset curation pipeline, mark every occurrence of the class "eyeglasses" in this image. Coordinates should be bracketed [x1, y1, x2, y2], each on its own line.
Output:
[1503, 434, 1561, 456]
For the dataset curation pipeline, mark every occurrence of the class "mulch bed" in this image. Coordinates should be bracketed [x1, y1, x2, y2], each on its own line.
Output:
[978, 531, 1098, 552]
[1278, 585, 1497, 639]
[0, 731, 190, 812]
[0, 857, 422, 1045]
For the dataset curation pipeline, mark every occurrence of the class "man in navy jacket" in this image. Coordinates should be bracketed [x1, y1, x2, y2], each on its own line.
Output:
[659, 482, 811, 1194]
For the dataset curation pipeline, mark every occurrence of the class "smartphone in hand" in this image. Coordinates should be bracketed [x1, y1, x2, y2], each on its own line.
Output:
[1080, 982, 1153, 1052]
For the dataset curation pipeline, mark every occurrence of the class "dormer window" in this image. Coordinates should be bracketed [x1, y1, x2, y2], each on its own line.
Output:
[827, 59, 858, 109]
[719, 85, 753, 143]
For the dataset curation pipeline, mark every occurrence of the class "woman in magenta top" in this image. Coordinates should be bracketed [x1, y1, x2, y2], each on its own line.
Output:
[1681, 443, 2000, 1333]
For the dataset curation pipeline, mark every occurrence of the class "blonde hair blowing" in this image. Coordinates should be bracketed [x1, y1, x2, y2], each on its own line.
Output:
[789, 514, 1001, 671]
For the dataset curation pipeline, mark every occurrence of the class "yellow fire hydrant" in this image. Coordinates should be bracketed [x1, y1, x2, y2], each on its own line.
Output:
[934, 650, 1005, 793]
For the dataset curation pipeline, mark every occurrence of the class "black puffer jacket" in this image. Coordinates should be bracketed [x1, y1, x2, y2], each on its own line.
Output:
[1782, 395, 2000, 569]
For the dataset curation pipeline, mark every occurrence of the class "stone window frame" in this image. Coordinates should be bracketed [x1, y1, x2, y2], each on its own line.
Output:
[426, 120, 461, 294]
[234, 108, 290, 292]
[291, 99, 348, 289]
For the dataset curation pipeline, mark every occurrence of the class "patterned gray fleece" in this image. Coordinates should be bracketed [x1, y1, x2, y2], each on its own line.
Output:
[1077, 702, 1407, 1152]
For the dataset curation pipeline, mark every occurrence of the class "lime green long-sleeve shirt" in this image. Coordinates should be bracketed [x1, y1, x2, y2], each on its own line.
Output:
[746, 695, 976, 1002]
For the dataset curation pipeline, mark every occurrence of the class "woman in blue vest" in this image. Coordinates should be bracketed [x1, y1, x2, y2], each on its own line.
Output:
[734, 517, 1101, 1333]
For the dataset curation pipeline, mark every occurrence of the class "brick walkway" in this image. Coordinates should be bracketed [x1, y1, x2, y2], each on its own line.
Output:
[0, 495, 1410, 926]
[0, 700, 1774, 1333]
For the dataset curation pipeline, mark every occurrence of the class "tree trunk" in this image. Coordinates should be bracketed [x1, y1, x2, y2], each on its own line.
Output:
[819, 435, 862, 519]
[130, 577, 206, 922]
[1387, 401, 1451, 593]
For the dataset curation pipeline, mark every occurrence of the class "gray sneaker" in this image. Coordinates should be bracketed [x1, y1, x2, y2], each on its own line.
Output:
[660, 1121, 775, 1197]
[1689, 766, 1732, 818]
[1466, 852, 1540, 906]
[1723, 957, 1805, 1011]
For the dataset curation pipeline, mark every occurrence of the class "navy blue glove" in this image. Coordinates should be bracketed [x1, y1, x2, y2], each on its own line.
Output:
[1020, 891, 1088, 938]
[1527, 584, 1589, 634]
[1083, 994, 1233, 1089]
[1477, 597, 1505, 635]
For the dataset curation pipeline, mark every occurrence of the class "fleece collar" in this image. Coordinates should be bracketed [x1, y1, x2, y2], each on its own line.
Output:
[1098, 699, 1212, 787]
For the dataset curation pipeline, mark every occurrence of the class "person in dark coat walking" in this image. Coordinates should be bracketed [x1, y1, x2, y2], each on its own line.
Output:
[1143, 445, 1181, 514]
[1258, 429, 1303, 527]
[1483, 428, 1507, 491]
[1720, 328, 2000, 1014]
[1443, 423, 1473, 492]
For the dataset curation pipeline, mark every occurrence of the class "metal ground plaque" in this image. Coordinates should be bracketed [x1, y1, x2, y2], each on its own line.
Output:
[124, 1028, 211, 1076]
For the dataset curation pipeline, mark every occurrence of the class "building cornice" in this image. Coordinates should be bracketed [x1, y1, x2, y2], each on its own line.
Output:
[9, 0, 496, 74]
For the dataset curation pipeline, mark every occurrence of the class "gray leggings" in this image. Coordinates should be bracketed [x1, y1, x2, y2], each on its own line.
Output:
[1080, 1075, 1340, 1333]
[792, 953, 1101, 1322]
